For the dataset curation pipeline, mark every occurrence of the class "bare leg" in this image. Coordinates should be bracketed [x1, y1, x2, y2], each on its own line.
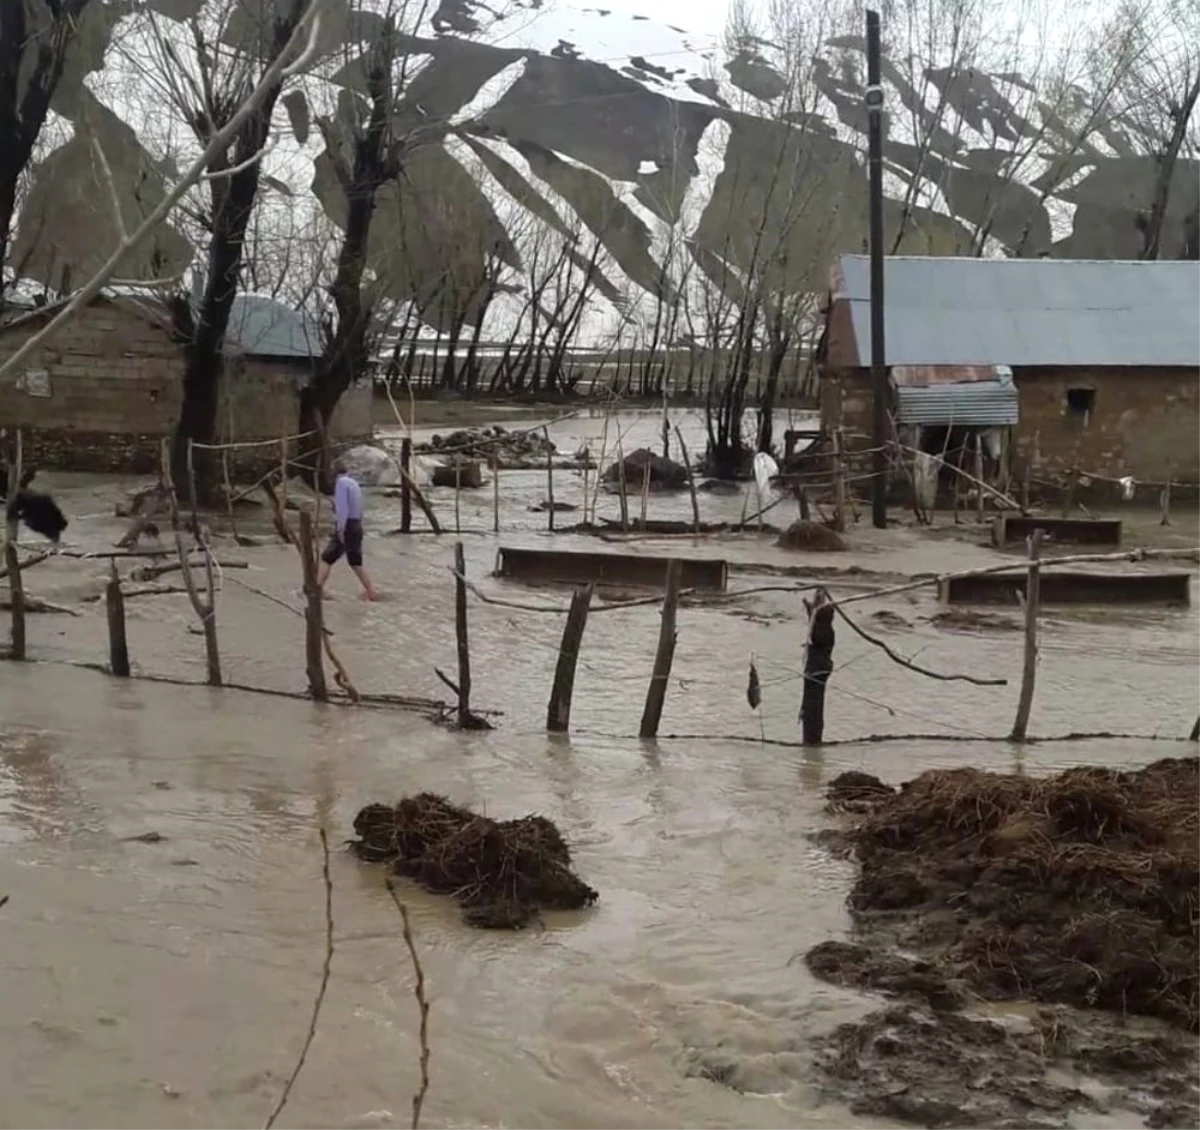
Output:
[351, 564, 378, 600]
[315, 559, 333, 596]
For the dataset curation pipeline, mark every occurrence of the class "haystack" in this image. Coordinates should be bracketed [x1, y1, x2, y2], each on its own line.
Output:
[351, 793, 598, 929]
[826, 758, 1199, 1029]
[776, 520, 846, 552]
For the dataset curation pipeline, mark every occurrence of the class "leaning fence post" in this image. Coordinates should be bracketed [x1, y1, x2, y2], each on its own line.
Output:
[106, 560, 130, 677]
[547, 582, 594, 733]
[1010, 529, 1044, 741]
[639, 559, 682, 739]
[298, 510, 328, 702]
[400, 437, 413, 533]
[453, 541, 471, 726]
[4, 432, 26, 660]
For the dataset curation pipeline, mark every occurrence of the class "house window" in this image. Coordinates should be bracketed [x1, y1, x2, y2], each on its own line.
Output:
[1066, 386, 1095, 427]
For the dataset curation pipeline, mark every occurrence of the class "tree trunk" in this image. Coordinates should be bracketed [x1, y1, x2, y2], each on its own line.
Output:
[171, 0, 308, 501]
[1140, 72, 1200, 260]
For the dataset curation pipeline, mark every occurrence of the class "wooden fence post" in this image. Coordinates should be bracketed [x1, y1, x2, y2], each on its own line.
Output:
[545, 427, 556, 532]
[639, 462, 651, 530]
[492, 452, 500, 533]
[106, 560, 130, 677]
[453, 541, 471, 726]
[547, 583, 594, 733]
[400, 437, 413, 533]
[674, 427, 701, 534]
[1160, 465, 1172, 527]
[1010, 529, 1044, 741]
[800, 589, 835, 745]
[4, 432, 25, 660]
[454, 460, 462, 534]
[298, 510, 328, 702]
[974, 433, 985, 522]
[639, 559, 682, 739]
[832, 428, 847, 533]
[617, 445, 629, 532]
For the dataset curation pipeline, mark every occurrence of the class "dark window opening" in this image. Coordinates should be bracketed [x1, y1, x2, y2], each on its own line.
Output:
[1066, 386, 1095, 425]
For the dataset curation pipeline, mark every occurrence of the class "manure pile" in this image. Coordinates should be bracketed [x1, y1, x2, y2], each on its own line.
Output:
[804, 757, 1200, 1128]
[351, 793, 598, 929]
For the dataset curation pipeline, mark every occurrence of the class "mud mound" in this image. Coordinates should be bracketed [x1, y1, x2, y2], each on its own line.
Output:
[828, 757, 1200, 1030]
[776, 520, 846, 552]
[603, 447, 688, 489]
[350, 793, 597, 929]
[807, 759, 1200, 1126]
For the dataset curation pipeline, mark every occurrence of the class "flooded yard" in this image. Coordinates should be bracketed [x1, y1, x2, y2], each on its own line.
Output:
[1, 407, 1197, 1127]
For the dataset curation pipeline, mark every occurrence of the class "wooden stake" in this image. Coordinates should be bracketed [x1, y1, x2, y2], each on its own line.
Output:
[674, 427, 700, 534]
[492, 453, 500, 533]
[800, 589, 835, 745]
[546, 582, 594, 733]
[1190, 716, 1198, 742]
[163, 440, 222, 686]
[221, 448, 240, 543]
[1160, 465, 1172, 526]
[106, 560, 130, 677]
[400, 437, 413, 533]
[832, 428, 846, 533]
[974, 433, 985, 522]
[545, 429, 556, 532]
[1010, 528, 1044, 741]
[298, 510, 328, 703]
[454, 460, 462, 534]
[616, 443, 629, 532]
[4, 434, 25, 661]
[453, 540, 471, 727]
[581, 451, 590, 526]
[280, 433, 289, 513]
[400, 462, 441, 533]
[638, 559, 682, 739]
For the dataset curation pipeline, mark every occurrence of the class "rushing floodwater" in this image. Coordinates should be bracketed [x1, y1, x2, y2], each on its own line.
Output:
[1, 407, 1196, 1128]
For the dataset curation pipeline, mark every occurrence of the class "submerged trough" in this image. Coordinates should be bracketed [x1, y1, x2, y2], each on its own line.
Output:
[940, 569, 1192, 606]
[991, 515, 1123, 547]
[495, 546, 728, 592]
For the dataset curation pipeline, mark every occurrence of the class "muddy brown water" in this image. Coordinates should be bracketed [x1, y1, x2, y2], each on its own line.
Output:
[2, 409, 1197, 1128]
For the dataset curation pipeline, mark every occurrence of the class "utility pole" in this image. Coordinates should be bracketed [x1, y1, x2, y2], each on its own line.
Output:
[865, 9, 888, 530]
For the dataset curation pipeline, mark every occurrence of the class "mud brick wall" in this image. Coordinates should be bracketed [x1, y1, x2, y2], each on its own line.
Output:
[0, 300, 374, 475]
[1012, 366, 1200, 485]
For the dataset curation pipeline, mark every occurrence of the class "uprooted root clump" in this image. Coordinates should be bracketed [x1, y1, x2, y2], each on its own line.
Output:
[351, 793, 598, 929]
[824, 757, 1200, 1030]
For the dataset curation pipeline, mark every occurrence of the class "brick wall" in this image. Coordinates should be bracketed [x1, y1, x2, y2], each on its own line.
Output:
[0, 299, 374, 475]
[1013, 366, 1200, 483]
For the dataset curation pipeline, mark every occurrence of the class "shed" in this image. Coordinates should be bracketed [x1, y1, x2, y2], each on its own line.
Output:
[0, 290, 372, 475]
[819, 255, 1200, 486]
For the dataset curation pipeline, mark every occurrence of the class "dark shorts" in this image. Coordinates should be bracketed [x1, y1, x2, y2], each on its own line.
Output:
[322, 519, 364, 568]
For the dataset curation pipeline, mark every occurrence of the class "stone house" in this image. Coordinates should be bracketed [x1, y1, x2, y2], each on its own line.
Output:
[817, 254, 1200, 495]
[0, 290, 373, 475]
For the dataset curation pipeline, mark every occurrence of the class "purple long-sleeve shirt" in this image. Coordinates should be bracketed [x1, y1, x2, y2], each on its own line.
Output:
[333, 472, 364, 535]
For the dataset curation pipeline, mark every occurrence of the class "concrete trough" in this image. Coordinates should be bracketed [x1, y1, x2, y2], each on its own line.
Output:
[495, 546, 728, 593]
[991, 515, 1123, 547]
[940, 570, 1192, 606]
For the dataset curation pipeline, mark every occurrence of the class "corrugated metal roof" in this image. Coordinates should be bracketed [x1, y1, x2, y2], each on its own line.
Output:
[835, 255, 1200, 368]
[220, 294, 321, 360]
[892, 363, 1010, 387]
[895, 373, 1020, 426]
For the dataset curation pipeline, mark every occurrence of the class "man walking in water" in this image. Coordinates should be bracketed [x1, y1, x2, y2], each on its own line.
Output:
[316, 458, 379, 601]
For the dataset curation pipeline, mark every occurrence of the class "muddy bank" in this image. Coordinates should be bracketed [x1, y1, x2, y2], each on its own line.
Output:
[806, 759, 1200, 1128]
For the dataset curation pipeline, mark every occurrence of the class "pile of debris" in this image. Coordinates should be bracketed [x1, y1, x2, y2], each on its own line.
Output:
[803, 757, 1200, 1128]
[776, 519, 846, 552]
[417, 427, 557, 469]
[603, 447, 689, 490]
[350, 793, 598, 929]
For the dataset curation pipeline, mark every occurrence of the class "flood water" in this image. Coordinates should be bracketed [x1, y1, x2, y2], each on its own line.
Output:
[1, 407, 1197, 1128]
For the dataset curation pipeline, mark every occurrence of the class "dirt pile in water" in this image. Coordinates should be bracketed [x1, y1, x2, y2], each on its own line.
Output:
[350, 793, 598, 929]
[806, 758, 1200, 1128]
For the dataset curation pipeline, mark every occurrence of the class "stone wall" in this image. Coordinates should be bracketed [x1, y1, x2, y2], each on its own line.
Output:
[0, 298, 373, 476]
[1012, 366, 1200, 485]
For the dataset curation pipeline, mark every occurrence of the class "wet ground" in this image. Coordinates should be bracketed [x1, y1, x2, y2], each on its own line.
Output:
[2, 408, 1197, 1127]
